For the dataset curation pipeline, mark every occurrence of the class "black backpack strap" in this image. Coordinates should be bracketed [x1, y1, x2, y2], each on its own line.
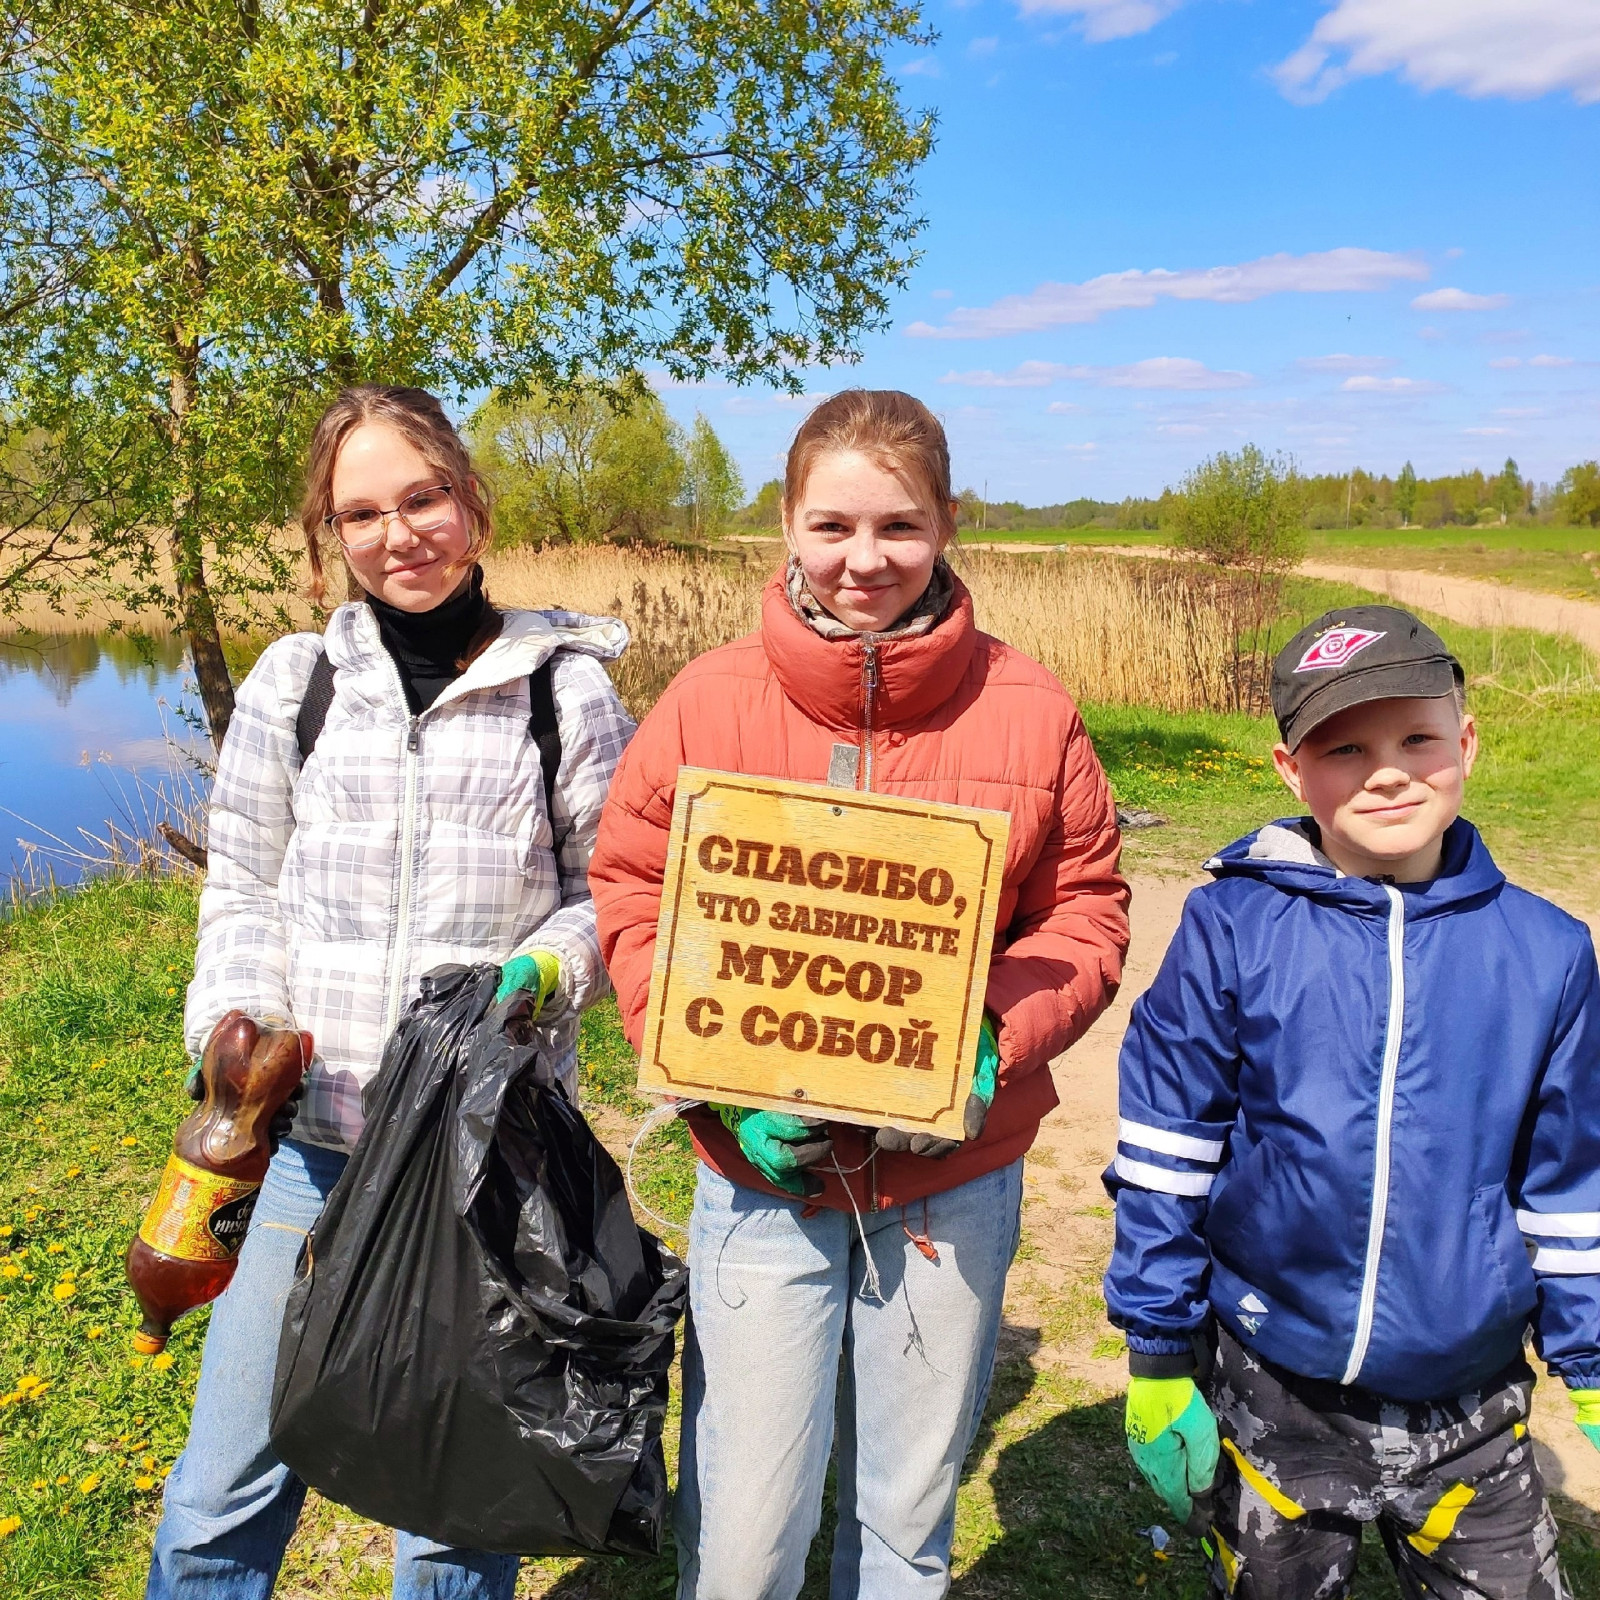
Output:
[295, 650, 336, 763]
[527, 658, 565, 848]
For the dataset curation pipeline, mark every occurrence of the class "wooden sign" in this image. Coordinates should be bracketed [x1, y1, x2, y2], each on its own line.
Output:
[638, 768, 1011, 1137]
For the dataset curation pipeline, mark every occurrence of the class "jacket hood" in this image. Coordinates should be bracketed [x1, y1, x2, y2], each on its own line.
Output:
[1206, 815, 1504, 919]
[759, 568, 980, 730]
[327, 601, 629, 695]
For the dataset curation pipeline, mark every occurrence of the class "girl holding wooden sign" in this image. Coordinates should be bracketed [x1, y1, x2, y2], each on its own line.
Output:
[591, 389, 1131, 1599]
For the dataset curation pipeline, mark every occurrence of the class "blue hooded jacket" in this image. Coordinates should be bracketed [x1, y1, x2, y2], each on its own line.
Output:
[1104, 817, 1600, 1400]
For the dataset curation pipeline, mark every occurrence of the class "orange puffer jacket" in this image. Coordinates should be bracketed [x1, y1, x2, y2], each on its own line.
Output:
[590, 570, 1131, 1212]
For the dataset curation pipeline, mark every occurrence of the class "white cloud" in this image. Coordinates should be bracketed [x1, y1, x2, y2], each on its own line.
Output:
[1416, 325, 1445, 340]
[898, 54, 941, 76]
[929, 288, 954, 300]
[968, 35, 999, 56]
[1013, 0, 1187, 42]
[1464, 426, 1513, 436]
[1274, 1, 1600, 105]
[1046, 400, 1085, 413]
[1341, 375, 1448, 394]
[1496, 407, 1545, 417]
[1411, 287, 1510, 311]
[1296, 352, 1398, 373]
[906, 248, 1427, 339]
[942, 357, 1253, 390]
[1489, 357, 1522, 369]
[1530, 353, 1576, 367]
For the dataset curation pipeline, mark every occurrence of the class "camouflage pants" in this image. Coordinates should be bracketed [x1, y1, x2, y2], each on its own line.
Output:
[1199, 1324, 1564, 1599]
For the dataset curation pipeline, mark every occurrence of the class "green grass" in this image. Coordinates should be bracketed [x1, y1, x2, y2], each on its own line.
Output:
[955, 526, 1170, 548]
[1306, 524, 1600, 601]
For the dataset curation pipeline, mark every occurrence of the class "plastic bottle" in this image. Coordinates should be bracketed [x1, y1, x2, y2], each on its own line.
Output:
[126, 1011, 310, 1353]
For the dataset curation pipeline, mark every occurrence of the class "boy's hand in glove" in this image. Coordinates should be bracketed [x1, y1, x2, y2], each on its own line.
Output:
[715, 1106, 833, 1198]
[875, 1013, 1000, 1159]
[495, 950, 561, 1014]
[1125, 1375, 1220, 1527]
[1572, 1391, 1600, 1451]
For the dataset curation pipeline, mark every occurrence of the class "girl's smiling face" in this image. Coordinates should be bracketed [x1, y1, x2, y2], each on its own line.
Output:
[1272, 694, 1477, 882]
[330, 422, 476, 612]
[783, 449, 954, 633]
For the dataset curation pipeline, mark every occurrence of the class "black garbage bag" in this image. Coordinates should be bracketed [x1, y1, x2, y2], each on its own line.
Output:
[269, 963, 689, 1556]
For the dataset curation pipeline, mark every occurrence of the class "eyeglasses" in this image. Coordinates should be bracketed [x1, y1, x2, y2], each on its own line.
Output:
[325, 484, 457, 550]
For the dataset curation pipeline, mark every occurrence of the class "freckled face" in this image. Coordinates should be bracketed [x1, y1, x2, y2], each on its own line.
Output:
[1272, 695, 1476, 882]
[783, 450, 954, 633]
[330, 422, 475, 612]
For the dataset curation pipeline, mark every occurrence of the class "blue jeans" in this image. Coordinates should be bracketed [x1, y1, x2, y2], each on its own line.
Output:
[674, 1159, 1024, 1600]
[146, 1139, 520, 1600]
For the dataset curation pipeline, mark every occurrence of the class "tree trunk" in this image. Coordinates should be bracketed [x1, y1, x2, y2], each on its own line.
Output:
[170, 523, 237, 747]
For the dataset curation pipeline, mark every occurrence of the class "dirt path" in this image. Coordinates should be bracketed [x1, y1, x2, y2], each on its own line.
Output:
[1299, 561, 1600, 659]
[1018, 871, 1600, 1519]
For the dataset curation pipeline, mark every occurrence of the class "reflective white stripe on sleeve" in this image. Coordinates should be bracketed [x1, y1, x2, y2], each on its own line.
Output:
[1112, 1153, 1216, 1198]
[1530, 1244, 1600, 1275]
[1118, 1118, 1225, 1165]
[1517, 1210, 1600, 1239]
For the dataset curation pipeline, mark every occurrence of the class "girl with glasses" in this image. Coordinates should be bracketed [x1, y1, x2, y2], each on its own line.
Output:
[145, 384, 636, 1600]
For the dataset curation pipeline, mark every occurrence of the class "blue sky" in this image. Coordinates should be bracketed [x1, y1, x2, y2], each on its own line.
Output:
[654, 0, 1600, 504]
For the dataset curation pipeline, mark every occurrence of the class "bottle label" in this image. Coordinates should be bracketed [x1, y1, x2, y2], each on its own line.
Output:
[138, 1155, 261, 1262]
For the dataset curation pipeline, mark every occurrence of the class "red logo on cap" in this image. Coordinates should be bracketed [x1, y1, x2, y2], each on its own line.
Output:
[1294, 626, 1386, 673]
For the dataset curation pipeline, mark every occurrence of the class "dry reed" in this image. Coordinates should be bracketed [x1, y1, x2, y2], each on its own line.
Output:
[483, 543, 1246, 716]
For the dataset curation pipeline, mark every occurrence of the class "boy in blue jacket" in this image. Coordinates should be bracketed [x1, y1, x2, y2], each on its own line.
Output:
[1105, 604, 1600, 1599]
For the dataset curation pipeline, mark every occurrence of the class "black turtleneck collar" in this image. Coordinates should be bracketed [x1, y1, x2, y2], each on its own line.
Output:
[365, 565, 494, 715]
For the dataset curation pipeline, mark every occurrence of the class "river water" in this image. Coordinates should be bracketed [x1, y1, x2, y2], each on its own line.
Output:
[0, 630, 208, 886]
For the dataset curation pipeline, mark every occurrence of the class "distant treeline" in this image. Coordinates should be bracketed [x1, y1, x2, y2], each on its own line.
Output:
[932, 457, 1600, 533]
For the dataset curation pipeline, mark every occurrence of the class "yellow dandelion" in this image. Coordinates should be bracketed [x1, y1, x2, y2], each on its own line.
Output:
[0, 1516, 19, 1539]
[151, 1352, 175, 1372]
[52, 1280, 77, 1301]
[46, 1242, 65, 1255]
[54, 1476, 68, 1487]
[65, 1167, 82, 1179]
[87, 1144, 100, 1154]
[23, 1209, 37, 1222]
[86, 1327, 105, 1340]
[121, 1136, 139, 1148]
[22, 1273, 34, 1283]
[31, 1479, 45, 1490]
[1, 1263, 20, 1280]
[17, 1374, 43, 1393]
[128, 1355, 147, 1370]
[77, 1474, 101, 1495]
[141, 1455, 156, 1471]
[0, 1224, 11, 1237]
[134, 1475, 156, 1491]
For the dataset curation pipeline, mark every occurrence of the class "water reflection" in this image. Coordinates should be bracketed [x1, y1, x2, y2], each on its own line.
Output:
[0, 628, 189, 706]
[0, 628, 204, 885]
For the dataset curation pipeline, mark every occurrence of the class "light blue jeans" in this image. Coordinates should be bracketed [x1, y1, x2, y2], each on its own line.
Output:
[146, 1138, 520, 1600]
[674, 1158, 1024, 1600]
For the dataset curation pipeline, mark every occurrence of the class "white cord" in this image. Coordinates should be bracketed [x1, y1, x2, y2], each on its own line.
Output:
[832, 1152, 886, 1304]
[625, 1100, 701, 1240]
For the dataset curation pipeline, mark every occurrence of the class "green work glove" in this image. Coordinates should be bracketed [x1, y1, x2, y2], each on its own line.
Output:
[1572, 1390, 1600, 1452]
[1125, 1375, 1220, 1526]
[495, 950, 561, 1014]
[875, 1012, 1000, 1158]
[715, 1105, 833, 1198]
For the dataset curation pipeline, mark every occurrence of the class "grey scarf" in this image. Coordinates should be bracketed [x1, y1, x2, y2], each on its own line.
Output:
[785, 555, 956, 643]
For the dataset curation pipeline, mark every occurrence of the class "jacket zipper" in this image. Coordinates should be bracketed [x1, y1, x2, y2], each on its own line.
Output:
[1342, 884, 1406, 1386]
[860, 643, 879, 794]
[383, 714, 422, 1038]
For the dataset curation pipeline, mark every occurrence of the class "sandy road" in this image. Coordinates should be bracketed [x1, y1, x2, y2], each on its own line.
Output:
[1299, 562, 1600, 659]
[1022, 871, 1600, 1519]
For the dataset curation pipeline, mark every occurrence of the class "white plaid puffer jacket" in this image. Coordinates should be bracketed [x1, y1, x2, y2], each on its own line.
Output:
[184, 600, 635, 1150]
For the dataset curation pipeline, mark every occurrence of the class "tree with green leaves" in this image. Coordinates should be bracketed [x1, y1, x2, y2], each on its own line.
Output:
[0, 0, 932, 743]
[470, 389, 685, 546]
[1395, 461, 1419, 528]
[682, 414, 744, 540]
[1170, 445, 1307, 713]
[1558, 462, 1600, 528]
[739, 479, 783, 529]
[1491, 457, 1525, 524]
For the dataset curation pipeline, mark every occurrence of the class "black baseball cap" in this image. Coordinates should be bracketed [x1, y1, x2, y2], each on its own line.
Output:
[1271, 604, 1464, 751]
